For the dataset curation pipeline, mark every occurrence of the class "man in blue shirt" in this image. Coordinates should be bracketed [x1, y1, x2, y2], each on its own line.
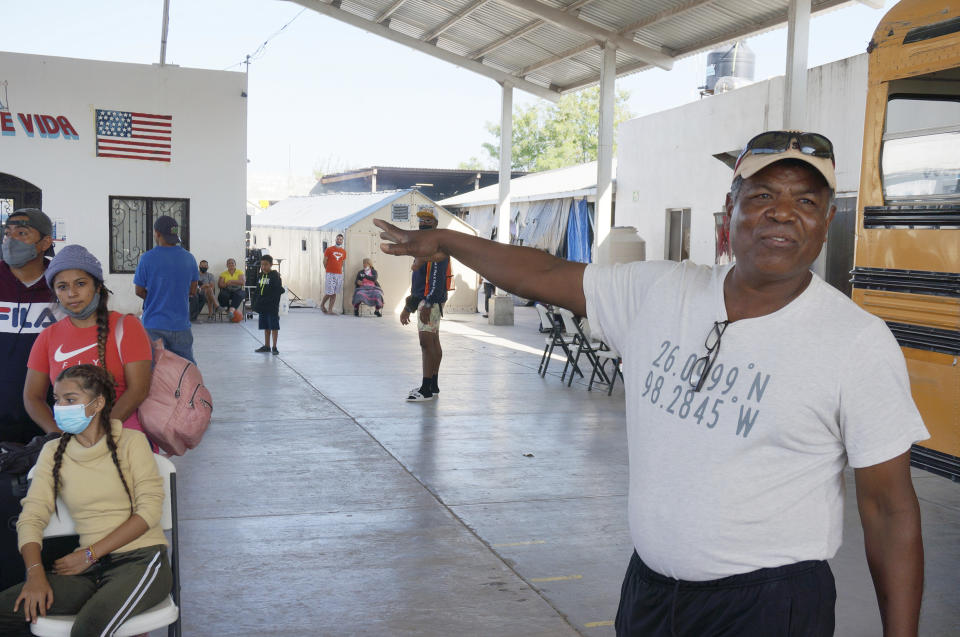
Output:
[134, 215, 199, 363]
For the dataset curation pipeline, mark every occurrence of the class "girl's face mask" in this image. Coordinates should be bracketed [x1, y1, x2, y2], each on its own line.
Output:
[53, 399, 98, 435]
[62, 292, 100, 320]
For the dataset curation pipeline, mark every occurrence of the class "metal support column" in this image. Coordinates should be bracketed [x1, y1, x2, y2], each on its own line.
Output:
[497, 82, 513, 247]
[491, 81, 515, 325]
[595, 43, 616, 264]
[159, 0, 171, 65]
[783, 0, 810, 129]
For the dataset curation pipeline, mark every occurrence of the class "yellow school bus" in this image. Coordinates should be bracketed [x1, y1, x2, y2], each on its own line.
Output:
[851, 0, 960, 480]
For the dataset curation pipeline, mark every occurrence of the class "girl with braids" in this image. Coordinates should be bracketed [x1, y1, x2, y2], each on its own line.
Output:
[23, 244, 154, 439]
[0, 364, 171, 634]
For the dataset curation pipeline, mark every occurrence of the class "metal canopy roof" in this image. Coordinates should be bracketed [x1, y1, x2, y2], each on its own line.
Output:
[290, 0, 880, 101]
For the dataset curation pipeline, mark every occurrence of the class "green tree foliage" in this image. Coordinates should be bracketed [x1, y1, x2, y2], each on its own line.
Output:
[479, 87, 632, 172]
[456, 157, 486, 170]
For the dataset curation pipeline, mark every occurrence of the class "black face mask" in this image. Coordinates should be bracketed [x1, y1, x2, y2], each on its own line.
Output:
[199, 267, 208, 273]
[419, 225, 434, 231]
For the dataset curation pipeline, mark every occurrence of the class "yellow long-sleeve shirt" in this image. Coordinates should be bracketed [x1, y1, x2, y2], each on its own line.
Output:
[18, 419, 167, 553]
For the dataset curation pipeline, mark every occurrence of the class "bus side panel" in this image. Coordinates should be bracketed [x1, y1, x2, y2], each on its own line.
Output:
[904, 349, 960, 458]
[852, 288, 960, 332]
[856, 228, 960, 273]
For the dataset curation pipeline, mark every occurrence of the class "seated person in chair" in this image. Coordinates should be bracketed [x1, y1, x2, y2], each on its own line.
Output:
[352, 258, 384, 317]
[191, 259, 219, 321]
[0, 365, 172, 635]
[217, 258, 245, 317]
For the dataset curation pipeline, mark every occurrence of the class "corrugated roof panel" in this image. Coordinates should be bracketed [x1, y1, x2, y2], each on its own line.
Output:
[389, 17, 429, 40]
[488, 32, 583, 71]
[391, 0, 450, 32]
[340, 0, 384, 22]
[528, 22, 594, 54]
[444, 16, 513, 51]
[471, 1, 533, 32]
[436, 35, 475, 58]
[578, 0, 648, 32]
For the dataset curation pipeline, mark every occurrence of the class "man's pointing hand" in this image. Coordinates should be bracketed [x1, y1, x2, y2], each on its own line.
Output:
[374, 219, 449, 262]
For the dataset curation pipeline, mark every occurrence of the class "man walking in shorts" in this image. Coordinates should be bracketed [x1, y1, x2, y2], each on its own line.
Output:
[401, 209, 448, 402]
[321, 234, 346, 314]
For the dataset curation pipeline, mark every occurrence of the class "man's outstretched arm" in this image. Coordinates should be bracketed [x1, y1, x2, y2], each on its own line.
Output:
[375, 219, 587, 316]
[854, 451, 923, 637]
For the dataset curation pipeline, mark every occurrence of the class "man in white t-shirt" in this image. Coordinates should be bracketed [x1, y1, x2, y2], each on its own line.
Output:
[374, 131, 928, 636]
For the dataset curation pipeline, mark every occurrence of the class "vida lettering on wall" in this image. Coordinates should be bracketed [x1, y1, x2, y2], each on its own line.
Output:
[0, 81, 79, 140]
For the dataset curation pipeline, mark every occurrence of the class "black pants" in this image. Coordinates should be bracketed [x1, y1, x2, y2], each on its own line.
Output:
[483, 282, 495, 313]
[218, 288, 244, 310]
[615, 552, 835, 637]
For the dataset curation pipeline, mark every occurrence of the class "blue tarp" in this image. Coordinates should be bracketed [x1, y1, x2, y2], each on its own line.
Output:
[566, 199, 591, 263]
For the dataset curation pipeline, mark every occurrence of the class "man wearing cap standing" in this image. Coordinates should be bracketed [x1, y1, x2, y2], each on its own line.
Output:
[401, 208, 449, 402]
[375, 132, 927, 635]
[0, 209, 59, 442]
[134, 215, 199, 363]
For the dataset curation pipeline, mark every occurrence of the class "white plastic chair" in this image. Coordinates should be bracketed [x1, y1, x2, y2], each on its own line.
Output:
[27, 455, 181, 637]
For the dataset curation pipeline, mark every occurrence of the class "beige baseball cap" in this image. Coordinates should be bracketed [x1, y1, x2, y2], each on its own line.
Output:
[732, 131, 836, 191]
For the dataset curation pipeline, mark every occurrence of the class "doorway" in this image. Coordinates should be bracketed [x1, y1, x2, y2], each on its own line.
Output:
[0, 173, 42, 223]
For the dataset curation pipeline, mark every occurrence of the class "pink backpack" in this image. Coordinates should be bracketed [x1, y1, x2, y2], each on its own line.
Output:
[116, 319, 213, 455]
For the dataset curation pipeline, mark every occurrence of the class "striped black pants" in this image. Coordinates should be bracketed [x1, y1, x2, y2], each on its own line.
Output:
[0, 545, 171, 637]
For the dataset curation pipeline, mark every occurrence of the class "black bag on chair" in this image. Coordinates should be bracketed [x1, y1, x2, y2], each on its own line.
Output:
[0, 471, 30, 590]
[0, 433, 77, 590]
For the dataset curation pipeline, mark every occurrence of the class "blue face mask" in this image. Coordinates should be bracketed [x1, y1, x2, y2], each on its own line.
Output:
[1, 236, 39, 268]
[53, 400, 97, 435]
[61, 292, 100, 320]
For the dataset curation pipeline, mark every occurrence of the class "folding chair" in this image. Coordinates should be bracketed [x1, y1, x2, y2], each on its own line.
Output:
[534, 304, 575, 377]
[564, 317, 610, 388]
[590, 345, 623, 395]
[560, 310, 608, 387]
[28, 455, 181, 637]
[554, 308, 594, 384]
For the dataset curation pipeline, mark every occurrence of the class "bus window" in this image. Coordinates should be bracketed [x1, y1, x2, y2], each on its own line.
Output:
[882, 97, 960, 201]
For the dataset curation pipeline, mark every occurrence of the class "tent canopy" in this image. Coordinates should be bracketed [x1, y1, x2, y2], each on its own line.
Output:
[440, 160, 615, 207]
[251, 190, 411, 231]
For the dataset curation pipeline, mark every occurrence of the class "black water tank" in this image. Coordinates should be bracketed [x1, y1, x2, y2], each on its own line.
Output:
[704, 41, 755, 92]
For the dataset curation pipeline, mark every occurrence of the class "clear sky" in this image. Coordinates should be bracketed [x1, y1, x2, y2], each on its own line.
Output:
[3, 0, 897, 181]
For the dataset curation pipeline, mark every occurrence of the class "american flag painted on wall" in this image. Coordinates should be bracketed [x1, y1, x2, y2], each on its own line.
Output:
[95, 109, 172, 162]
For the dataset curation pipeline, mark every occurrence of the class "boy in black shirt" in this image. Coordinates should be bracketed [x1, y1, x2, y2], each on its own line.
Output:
[254, 255, 283, 355]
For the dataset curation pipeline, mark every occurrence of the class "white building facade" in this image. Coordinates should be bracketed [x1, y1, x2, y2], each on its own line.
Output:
[0, 51, 247, 312]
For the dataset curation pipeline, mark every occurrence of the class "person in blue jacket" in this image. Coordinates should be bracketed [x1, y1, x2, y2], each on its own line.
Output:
[400, 209, 448, 401]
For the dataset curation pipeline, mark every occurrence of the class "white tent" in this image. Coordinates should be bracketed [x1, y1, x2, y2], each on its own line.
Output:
[251, 189, 478, 314]
[439, 161, 616, 257]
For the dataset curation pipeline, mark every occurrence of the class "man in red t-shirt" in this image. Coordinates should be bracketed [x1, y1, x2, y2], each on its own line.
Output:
[321, 233, 347, 314]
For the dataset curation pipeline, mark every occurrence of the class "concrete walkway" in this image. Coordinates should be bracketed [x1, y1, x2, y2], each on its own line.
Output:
[167, 306, 960, 636]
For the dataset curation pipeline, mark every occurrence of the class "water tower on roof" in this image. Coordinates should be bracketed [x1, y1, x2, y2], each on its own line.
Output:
[702, 41, 755, 96]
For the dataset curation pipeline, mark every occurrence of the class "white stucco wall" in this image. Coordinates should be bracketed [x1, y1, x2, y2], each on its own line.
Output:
[615, 54, 868, 265]
[0, 51, 247, 313]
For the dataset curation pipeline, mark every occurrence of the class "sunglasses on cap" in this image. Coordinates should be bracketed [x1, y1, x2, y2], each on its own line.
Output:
[734, 131, 835, 171]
